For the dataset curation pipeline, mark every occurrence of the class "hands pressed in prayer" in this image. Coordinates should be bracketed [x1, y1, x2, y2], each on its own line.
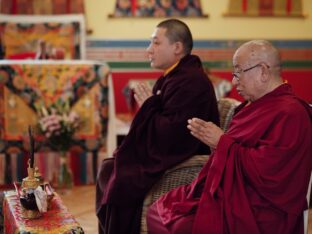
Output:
[133, 82, 153, 107]
[187, 118, 224, 150]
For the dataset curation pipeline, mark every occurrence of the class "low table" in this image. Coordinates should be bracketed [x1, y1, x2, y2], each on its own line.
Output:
[2, 190, 84, 234]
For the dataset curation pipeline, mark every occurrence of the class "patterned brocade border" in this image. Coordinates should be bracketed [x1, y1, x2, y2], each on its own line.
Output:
[86, 39, 312, 71]
[85, 39, 312, 111]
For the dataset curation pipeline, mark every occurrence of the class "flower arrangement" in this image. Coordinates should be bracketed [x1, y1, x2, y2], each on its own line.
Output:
[37, 99, 81, 152]
[36, 99, 81, 191]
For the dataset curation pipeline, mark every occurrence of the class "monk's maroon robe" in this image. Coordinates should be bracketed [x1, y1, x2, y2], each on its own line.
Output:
[96, 54, 220, 233]
[153, 84, 312, 234]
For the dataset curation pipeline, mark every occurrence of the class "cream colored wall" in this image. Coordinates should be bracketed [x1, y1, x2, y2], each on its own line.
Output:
[85, 0, 312, 40]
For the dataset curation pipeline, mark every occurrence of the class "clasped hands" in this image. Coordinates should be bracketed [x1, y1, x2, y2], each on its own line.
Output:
[133, 83, 223, 149]
[187, 118, 224, 150]
[133, 82, 154, 107]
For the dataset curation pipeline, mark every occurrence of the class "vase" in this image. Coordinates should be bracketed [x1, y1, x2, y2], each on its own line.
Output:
[54, 151, 73, 194]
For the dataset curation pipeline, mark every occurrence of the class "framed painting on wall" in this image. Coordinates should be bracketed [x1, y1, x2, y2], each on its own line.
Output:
[0, 0, 85, 15]
[224, 0, 306, 17]
[0, 14, 86, 59]
[110, 0, 208, 18]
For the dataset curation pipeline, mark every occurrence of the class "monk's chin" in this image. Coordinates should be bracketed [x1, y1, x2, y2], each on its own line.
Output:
[150, 63, 161, 70]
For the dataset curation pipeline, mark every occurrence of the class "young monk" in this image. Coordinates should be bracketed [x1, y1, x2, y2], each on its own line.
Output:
[96, 19, 219, 234]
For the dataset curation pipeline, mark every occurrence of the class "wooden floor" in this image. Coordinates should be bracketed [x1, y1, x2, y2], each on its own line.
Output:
[60, 186, 312, 234]
[59, 185, 98, 234]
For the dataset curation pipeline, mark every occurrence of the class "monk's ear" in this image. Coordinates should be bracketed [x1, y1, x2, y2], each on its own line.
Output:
[174, 41, 184, 55]
[260, 64, 270, 82]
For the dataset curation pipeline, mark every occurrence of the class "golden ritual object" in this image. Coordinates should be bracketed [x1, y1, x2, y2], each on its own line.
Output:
[34, 167, 44, 184]
[17, 126, 55, 219]
[22, 162, 41, 190]
[18, 126, 42, 219]
[20, 208, 42, 219]
[19, 160, 42, 219]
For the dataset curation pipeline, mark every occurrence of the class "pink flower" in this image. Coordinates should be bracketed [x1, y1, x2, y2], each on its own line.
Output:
[68, 111, 79, 122]
[36, 101, 82, 151]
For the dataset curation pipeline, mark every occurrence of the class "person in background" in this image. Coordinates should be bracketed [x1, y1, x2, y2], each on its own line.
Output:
[35, 40, 51, 60]
[147, 40, 312, 234]
[35, 40, 65, 60]
[96, 18, 219, 234]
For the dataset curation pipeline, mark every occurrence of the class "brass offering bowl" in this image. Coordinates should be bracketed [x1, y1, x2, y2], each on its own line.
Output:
[19, 189, 37, 210]
[22, 167, 40, 190]
[19, 167, 42, 219]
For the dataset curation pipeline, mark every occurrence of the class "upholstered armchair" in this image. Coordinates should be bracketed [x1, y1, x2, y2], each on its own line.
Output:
[140, 97, 241, 233]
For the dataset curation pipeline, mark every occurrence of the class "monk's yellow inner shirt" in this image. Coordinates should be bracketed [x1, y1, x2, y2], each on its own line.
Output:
[164, 61, 179, 76]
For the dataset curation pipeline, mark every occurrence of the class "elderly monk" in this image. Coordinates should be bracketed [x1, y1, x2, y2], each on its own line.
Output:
[96, 19, 219, 234]
[146, 40, 312, 234]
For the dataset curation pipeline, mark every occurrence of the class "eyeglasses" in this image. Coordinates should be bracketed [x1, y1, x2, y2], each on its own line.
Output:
[232, 63, 270, 81]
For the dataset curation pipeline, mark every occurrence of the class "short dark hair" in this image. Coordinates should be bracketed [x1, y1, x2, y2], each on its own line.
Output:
[157, 18, 193, 55]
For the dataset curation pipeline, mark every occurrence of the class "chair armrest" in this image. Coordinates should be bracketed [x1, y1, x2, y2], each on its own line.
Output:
[144, 155, 209, 206]
[141, 155, 210, 233]
[218, 98, 241, 132]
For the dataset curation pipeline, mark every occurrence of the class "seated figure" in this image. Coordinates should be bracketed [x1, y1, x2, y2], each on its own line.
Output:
[147, 40, 312, 234]
[96, 18, 220, 234]
[35, 40, 65, 60]
[35, 40, 51, 60]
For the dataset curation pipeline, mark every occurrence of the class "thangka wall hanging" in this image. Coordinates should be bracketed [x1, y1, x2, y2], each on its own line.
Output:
[224, 0, 305, 17]
[110, 0, 208, 17]
[0, 14, 86, 59]
[0, 60, 109, 151]
[0, 0, 85, 15]
[0, 60, 110, 185]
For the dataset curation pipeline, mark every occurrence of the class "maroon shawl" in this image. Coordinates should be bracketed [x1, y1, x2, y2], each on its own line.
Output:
[97, 54, 219, 233]
[157, 84, 312, 234]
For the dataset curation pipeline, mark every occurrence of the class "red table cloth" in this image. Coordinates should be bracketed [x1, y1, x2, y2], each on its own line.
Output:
[3, 190, 84, 234]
